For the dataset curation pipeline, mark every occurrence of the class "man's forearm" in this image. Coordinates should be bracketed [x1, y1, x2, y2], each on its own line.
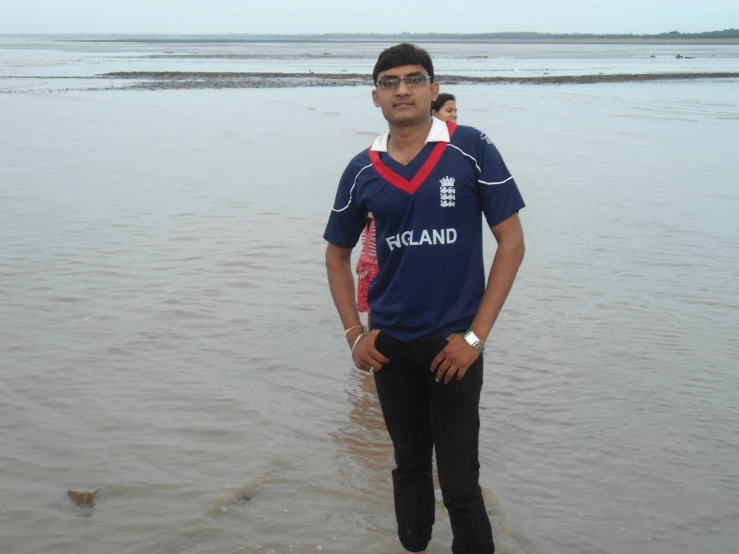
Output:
[326, 252, 363, 345]
[470, 238, 525, 344]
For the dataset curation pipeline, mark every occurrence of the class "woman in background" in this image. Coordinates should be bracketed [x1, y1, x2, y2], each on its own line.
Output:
[431, 92, 457, 122]
[356, 213, 377, 326]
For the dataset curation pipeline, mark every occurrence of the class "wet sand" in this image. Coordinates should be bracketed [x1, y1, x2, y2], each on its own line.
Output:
[99, 71, 739, 90]
[7, 71, 737, 94]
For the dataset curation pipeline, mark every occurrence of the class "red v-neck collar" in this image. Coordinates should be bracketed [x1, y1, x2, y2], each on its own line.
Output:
[369, 120, 457, 195]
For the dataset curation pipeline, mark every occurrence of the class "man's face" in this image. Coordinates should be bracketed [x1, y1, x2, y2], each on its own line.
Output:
[372, 64, 440, 125]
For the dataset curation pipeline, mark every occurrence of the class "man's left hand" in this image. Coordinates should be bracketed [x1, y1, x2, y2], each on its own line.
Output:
[431, 334, 481, 384]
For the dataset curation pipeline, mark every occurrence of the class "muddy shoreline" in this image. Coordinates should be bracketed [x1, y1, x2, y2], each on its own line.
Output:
[99, 71, 739, 90]
[3, 71, 738, 94]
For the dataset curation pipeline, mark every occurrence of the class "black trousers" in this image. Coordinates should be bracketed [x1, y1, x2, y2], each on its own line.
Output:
[373, 331, 495, 553]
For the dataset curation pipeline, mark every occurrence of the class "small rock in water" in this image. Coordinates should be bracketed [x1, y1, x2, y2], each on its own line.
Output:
[67, 489, 97, 508]
[234, 488, 252, 504]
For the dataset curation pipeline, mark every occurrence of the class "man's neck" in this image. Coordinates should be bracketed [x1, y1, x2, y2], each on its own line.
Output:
[387, 117, 433, 165]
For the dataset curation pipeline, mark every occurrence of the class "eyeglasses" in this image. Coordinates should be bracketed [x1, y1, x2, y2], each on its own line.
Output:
[376, 75, 431, 89]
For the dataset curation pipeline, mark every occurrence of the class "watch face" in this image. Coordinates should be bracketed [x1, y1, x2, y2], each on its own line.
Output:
[465, 331, 479, 345]
[464, 331, 483, 353]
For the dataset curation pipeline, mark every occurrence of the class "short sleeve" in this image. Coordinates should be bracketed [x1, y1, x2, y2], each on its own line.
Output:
[475, 132, 526, 228]
[323, 161, 369, 249]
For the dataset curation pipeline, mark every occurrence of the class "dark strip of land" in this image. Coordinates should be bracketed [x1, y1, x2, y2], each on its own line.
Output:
[97, 71, 739, 90]
[44, 28, 739, 43]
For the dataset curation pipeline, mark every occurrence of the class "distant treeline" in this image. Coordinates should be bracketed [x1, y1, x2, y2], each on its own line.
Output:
[282, 29, 739, 40]
[11, 28, 739, 42]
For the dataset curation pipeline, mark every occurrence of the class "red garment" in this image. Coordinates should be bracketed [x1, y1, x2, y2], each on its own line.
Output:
[356, 219, 379, 313]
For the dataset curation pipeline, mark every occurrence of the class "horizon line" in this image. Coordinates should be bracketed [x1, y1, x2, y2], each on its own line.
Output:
[1, 28, 738, 38]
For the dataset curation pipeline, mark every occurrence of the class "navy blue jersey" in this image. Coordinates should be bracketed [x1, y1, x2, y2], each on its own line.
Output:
[324, 117, 525, 342]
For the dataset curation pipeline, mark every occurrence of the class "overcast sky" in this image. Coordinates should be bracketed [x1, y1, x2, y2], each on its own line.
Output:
[1, 0, 737, 35]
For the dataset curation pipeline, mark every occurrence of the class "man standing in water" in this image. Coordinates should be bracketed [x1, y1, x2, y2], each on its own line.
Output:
[323, 43, 525, 554]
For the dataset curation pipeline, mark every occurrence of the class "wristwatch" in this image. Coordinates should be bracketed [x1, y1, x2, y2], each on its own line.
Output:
[464, 330, 484, 354]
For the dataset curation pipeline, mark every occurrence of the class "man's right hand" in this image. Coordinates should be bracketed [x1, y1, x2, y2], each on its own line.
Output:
[349, 329, 389, 372]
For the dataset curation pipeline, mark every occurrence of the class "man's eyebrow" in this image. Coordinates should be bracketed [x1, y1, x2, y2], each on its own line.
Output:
[380, 71, 424, 79]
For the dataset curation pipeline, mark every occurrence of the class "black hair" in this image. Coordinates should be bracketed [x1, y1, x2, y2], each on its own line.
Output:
[372, 43, 434, 85]
[431, 93, 456, 113]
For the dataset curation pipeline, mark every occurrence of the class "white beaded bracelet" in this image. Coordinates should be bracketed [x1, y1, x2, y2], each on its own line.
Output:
[351, 331, 369, 354]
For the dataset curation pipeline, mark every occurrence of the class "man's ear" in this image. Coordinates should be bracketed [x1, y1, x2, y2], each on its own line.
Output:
[431, 81, 440, 101]
[372, 89, 380, 107]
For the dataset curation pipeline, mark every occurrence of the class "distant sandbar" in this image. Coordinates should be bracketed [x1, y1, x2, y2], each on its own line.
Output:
[100, 71, 739, 90]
